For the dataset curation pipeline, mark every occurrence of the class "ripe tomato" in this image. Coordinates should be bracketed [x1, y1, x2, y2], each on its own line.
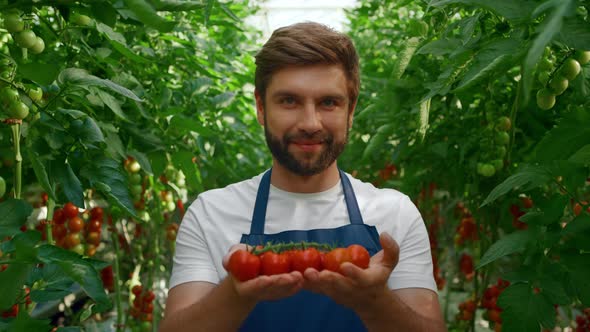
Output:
[63, 202, 79, 219]
[64, 233, 81, 248]
[291, 247, 322, 273]
[142, 290, 155, 302]
[347, 244, 370, 269]
[488, 309, 502, 323]
[68, 216, 84, 233]
[260, 251, 291, 276]
[228, 249, 261, 281]
[51, 224, 67, 239]
[86, 231, 101, 246]
[52, 208, 66, 224]
[323, 248, 350, 273]
[90, 206, 104, 221]
[87, 219, 102, 232]
[132, 284, 143, 296]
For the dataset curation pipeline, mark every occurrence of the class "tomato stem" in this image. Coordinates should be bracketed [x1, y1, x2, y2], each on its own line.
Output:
[10, 123, 22, 199]
[46, 198, 55, 245]
[110, 223, 124, 332]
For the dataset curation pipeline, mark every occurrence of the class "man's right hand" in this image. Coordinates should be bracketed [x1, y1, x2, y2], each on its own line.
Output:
[222, 244, 305, 302]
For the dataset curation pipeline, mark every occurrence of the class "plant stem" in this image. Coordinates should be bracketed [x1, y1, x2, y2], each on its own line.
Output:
[11, 123, 22, 199]
[110, 226, 124, 332]
[46, 198, 55, 245]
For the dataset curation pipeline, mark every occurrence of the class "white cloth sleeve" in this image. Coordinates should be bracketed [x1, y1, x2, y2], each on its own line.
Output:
[169, 197, 220, 289]
[388, 196, 437, 292]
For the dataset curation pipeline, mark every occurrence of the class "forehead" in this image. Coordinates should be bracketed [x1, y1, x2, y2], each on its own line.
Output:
[266, 64, 348, 98]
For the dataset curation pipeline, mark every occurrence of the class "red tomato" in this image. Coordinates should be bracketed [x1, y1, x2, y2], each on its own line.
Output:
[291, 248, 322, 273]
[143, 290, 156, 302]
[68, 216, 84, 233]
[260, 251, 291, 276]
[228, 249, 261, 281]
[86, 231, 101, 246]
[51, 224, 67, 239]
[488, 309, 502, 323]
[347, 244, 370, 269]
[64, 233, 81, 248]
[323, 248, 350, 273]
[87, 219, 102, 232]
[90, 207, 104, 221]
[132, 285, 143, 296]
[52, 208, 66, 224]
[63, 202, 79, 219]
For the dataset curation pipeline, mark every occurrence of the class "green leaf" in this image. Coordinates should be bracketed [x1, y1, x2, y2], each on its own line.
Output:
[168, 115, 215, 137]
[123, 0, 177, 32]
[57, 68, 142, 102]
[91, 2, 118, 26]
[7, 311, 51, 332]
[498, 283, 555, 331]
[56, 327, 82, 332]
[362, 124, 394, 161]
[481, 165, 552, 207]
[69, 117, 105, 146]
[148, 151, 169, 177]
[152, 0, 204, 11]
[80, 157, 136, 217]
[519, 195, 568, 226]
[219, 3, 240, 22]
[30, 288, 72, 302]
[17, 62, 61, 86]
[36, 245, 111, 312]
[204, 0, 215, 26]
[96, 23, 150, 64]
[128, 150, 153, 175]
[0, 199, 34, 238]
[562, 253, 590, 306]
[210, 92, 236, 108]
[95, 89, 129, 121]
[391, 37, 420, 79]
[561, 213, 590, 250]
[417, 38, 461, 56]
[0, 263, 32, 311]
[50, 160, 84, 208]
[430, 0, 539, 23]
[27, 150, 56, 201]
[556, 15, 590, 50]
[454, 37, 522, 91]
[534, 108, 590, 162]
[569, 144, 590, 164]
[477, 229, 534, 269]
[172, 150, 203, 193]
[522, 0, 573, 105]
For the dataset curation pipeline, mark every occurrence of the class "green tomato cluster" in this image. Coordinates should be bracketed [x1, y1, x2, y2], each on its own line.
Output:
[0, 86, 29, 119]
[477, 103, 511, 178]
[2, 11, 45, 54]
[535, 47, 589, 110]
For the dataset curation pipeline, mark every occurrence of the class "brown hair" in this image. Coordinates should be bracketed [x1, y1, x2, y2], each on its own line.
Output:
[254, 22, 360, 110]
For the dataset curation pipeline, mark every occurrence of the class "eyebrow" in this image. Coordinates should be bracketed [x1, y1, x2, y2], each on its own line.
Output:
[270, 90, 347, 101]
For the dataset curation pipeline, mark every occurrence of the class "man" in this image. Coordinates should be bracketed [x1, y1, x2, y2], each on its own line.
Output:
[160, 22, 445, 332]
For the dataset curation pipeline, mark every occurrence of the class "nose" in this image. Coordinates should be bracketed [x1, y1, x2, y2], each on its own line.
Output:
[298, 102, 322, 133]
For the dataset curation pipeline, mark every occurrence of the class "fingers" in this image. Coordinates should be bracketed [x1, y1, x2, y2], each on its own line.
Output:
[237, 271, 304, 301]
[380, 232, 400, 270]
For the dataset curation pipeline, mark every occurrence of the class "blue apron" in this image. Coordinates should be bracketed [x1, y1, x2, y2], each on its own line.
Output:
[239, 169, 382, 332]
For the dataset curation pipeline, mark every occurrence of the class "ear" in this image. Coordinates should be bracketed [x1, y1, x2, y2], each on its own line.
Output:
[254, 89, 265, 126]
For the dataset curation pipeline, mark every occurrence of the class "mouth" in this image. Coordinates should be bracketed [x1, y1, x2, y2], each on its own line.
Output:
[290, 140, 323, 152]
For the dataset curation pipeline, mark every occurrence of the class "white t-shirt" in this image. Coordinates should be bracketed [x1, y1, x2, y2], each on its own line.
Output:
[169, 171, 436, 292]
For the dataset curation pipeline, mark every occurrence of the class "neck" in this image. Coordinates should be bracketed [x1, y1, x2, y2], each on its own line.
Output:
[270, 161, 341, 193]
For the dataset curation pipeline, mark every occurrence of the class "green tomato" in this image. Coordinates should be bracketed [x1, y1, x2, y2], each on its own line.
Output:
[575, 50, 590, 65]
[6, 100, 29, 119]
[72, 14, 92, 26]
[130, 184, 143, 196]
[537, 70, 551, 85]
[29, 37, 45, 54]
[559, 58, 581, 80]
[27, 87, 43, 102]
[496, 146, 507, 158]
[491, 159, 504, 171]
[538, 57, 553, 71]
[548, 76, 568, 95]
[3, 13, 24, 33]
[14, 30, 37, 49]
[127, 160, 141, 173]
[140, 321, 152, 332]
[495, 131, 510, 146]
[70, 244, 85, 255]
[479, 164, 496, 177]
[495, 116, 511, 131]
[0, 86, 19, 104]
[536, 89, 556, 110]
[129, 173, 142, 184]
[0, 176, 5, 197]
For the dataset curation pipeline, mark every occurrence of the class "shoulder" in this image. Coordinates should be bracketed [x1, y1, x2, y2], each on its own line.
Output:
[197, 172, 263, 204]
[345, 172, 412, 205]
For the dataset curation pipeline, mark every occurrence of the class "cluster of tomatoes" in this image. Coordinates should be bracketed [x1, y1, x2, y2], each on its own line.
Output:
[536, 48, 590, 110]
[228, 243, 370, 282]
[481, 279, 510, 331]
[128, 285, 155, 331]
[575, 308, 590, 332]
[2, 10, 45, 55]
[36, 203, 104, 256]
[477, 113, 511, 178]
[458, 253, 474, 281]
[509, 196, 533, 230]
[454, 203, 479, 246]
[124, 157, 145, 210]
[456, 298, 477, 321]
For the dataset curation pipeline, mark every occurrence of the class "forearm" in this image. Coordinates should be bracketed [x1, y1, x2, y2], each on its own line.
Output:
[356, 289, 446, 332]
[159, 278, 256, 332]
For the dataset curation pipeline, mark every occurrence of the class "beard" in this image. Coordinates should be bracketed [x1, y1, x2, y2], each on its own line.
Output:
[264, 118, 349, 176]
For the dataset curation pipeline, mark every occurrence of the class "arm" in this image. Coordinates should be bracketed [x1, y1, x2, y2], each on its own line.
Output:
[303, 233, 446, 332]
[160, 247, 305, 332]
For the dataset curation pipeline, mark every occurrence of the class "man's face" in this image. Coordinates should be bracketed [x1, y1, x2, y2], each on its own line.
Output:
[255, 64, 355, 176]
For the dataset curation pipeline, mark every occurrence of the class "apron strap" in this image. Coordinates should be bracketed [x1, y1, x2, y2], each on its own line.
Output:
[250, 168, 363, 234]
[339, 169, 364, 225]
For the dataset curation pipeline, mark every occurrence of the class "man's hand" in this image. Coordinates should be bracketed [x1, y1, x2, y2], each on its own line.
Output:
[222, 244, 305, 303]
[302, 233, 400, 313]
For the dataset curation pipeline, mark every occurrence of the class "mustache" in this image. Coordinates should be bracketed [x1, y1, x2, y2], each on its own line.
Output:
[284, 131, 332, 143]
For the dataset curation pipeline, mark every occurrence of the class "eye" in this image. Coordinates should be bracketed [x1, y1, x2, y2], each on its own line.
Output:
[280, 96, 296, 105]
[321, 98, 337, 108]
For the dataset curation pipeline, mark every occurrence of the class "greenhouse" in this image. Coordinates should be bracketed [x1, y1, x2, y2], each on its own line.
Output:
[0, 0, 589, 331]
